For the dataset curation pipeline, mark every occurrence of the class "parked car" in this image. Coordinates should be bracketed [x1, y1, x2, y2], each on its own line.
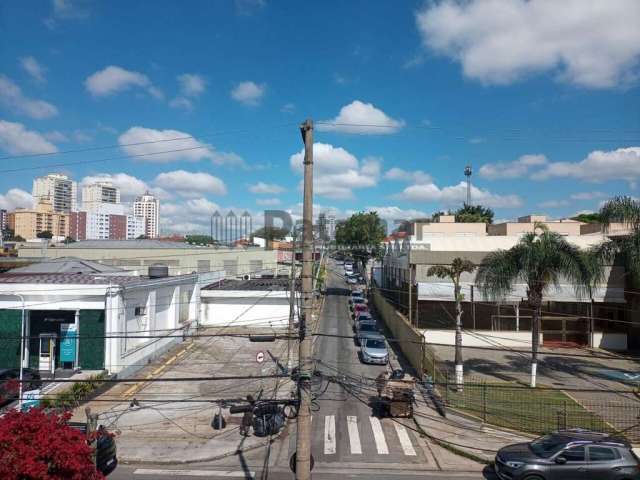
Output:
[355, 322, 381, 346]
[346, 275, 357, 284]
[352, 303, 369, 318]
[355, 311, 374, 323]
[353, 314, 375, 332]
[0, 368, 42, 405]
[351, 290, 364, 298]
[494, 429, 640, 480]
[349, 297, 367, 308]
[69, 422, 118, 476]
[360, 336, 389, 365]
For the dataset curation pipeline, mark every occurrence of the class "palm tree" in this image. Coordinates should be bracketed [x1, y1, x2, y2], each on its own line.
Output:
[475, 228, 600, 387]
[598, 196, 640, 286]
[427, 257, 476, 389]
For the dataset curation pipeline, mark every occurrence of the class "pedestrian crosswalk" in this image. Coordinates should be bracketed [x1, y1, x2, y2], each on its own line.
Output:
[318, 415, 418, 457]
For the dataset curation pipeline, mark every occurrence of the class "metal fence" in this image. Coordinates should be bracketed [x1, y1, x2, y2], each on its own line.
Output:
[424, 345, 640, 441]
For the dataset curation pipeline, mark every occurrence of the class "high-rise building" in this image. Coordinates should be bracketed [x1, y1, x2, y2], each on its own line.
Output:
[327, 214, 336, 240]
[317, 212, 327, 240]
[70, 210, 146, 240]
[32, 173, 77, 213]
[134, 192, 160, 238]
[0, 209, 7, 233]
[9, 201, 69, 240]
[82, 181, 120, 208]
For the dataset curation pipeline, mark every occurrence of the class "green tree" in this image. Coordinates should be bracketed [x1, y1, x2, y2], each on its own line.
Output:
[252, 226, 289, 241]
[136, 234, 149, 240]
[63, 236, 76, 244]
[571, 212, 602, 224]
[427, 258, 475, 389]
[185, 234, 216, 245]
[36, 230, 53, 239]
[597, 196, 640, 286]
[475, 227, 600, 387]
[335, 211, 386, 262]
[454, 204, 494, 224]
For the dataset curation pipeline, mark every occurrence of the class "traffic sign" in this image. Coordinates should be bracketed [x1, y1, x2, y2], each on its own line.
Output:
[256, 351, 265, 363]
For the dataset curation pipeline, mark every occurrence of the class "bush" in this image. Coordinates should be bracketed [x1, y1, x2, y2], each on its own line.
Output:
[41, 374, 106, 409]
[0, 408, 103, 479]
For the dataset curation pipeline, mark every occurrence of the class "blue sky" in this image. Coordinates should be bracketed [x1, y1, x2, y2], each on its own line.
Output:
[0, 0, 639, 233]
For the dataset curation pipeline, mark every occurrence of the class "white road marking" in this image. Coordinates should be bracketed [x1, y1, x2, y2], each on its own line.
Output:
[133, 469, 254, 477]
[324, 415, 336, 454]
[369, 416, 389, 454]
[347, 415, 362, 454]
[393, 422, 417, 456]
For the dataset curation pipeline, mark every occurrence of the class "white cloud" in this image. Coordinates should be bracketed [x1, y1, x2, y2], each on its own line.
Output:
[0, 188, 34, 211]
[154, 170, 227, 197]
[231, 81, 265, 106]
[281, 103, 295, 114]
[0, 75, 58, 119]
[45, 0, 91, 28]
[469, 136, 485, 144]
[161, 197, 222, 233]
[84, 66, 162, 99]
[318, 100, 404, 134]
[538, 199, 570, 208]
[415, 0, 640, 88]
[80, 173, 152, 201]
[479, 154, 548, 180]
[290, 143, 380, 199]
[256, 198, 281, 206]
[394, 181, 522, 208]
[43, 130, 68, 142]
[570, 191, 607, 201]
[365, 206, 430, 230]
[532, 147, 640, 183]
[0, 120, 58, 155]
[249, 182, 284, 194]
[118, 126, 244, 166]
[235, 0, 266, 16]
[169, 96, 193, 111]
[20, 56, 46, 83]
[384, 167, 432, 184]
[177, 74, 206, 97]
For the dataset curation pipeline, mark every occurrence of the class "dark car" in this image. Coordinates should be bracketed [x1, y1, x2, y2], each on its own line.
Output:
[69, 422, 118, 476]
[494, 429, 640, 480]
[0, 368, 42, 405]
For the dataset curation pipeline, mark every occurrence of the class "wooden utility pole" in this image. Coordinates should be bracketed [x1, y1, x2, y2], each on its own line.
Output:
[288, 229, 297, 372]
[296, 119, 314, 480]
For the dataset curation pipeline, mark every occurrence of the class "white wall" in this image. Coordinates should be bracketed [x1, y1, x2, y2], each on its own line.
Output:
[200, 290, 292, 328]
[592, 332, 627, 351]
[423, 329, 542, 348]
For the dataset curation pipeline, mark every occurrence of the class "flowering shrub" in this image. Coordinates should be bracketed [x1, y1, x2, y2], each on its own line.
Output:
[0, 408, 103, 480]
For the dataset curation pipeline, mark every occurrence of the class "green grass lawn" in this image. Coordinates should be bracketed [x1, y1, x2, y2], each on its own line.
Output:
[443, 380, 615, 435]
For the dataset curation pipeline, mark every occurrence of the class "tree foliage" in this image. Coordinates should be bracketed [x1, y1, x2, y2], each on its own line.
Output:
[184, 234, 216, 245]
[36, 230, 53, 239]
[252, 226, 289, 241]
[454, 204, 494, 224]
[427, 258, 476, 302]
[0, 408, 104, 480]
[335, 211, 386, 260]
[596, 196, 640, 286]
[571, 212, 602, 224]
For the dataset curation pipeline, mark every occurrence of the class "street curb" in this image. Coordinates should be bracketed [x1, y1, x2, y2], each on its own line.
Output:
[120, 423, 287, 465]
[412, 416, 492, 465]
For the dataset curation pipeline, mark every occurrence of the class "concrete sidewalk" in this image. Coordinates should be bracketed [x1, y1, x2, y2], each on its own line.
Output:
[413, 387, 534, 463]
[71, 327, 295, 464]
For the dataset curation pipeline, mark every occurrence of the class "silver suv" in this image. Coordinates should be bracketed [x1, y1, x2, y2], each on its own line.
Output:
[495, 429, 640, 480]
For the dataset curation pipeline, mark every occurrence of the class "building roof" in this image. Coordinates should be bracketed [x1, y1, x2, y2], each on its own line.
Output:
[203, 277, 294, 291]
[0, 272, 196, 286]
[28, 239, 265, 250]
[8, 257, 126, 274]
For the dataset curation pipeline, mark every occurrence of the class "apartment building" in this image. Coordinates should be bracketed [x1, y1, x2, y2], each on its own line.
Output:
[82, 181, 120, 207]
[8, 201, 69, 240]
[32, 173, 77, 213]
[134, 193, 160, 238]
[488, 215, 582, 236]
[70, 209, 146, 240]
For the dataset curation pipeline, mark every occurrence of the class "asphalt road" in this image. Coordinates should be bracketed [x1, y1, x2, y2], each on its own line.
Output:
[107, 260, 491, 479]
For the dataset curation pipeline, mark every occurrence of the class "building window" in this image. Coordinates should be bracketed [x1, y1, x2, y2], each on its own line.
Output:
[134, 306, 146, 316]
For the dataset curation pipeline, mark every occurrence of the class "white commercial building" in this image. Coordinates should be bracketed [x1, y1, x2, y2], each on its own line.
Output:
[134, 193, 160, 238]
[32, 173, 77, 213]
[0, 269, 200, 377]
